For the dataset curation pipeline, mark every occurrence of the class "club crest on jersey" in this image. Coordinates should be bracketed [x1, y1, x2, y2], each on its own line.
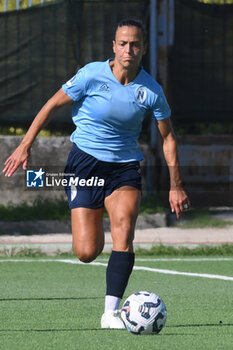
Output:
[135, 87, 147, 103]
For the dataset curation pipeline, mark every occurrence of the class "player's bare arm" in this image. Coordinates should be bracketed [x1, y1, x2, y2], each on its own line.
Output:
[157, 118, 190, 219]
[3, 88, 72, 178]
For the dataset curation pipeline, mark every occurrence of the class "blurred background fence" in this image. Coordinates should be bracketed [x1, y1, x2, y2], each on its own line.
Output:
[0, 0, 233, 206]
[0, 0, 232, 130]
[0, 0, 150, 131]
[171, 0, 233, 123]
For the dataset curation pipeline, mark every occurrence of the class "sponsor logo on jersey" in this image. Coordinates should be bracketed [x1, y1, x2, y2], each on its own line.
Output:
[99, 83, 110, 92]
[135, 87, 147, 103]
[66, 75, 76, 87]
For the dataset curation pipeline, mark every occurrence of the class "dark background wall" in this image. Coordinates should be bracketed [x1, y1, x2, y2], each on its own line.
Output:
[0, 0, 150, 130]
[1, 0, 232, 129]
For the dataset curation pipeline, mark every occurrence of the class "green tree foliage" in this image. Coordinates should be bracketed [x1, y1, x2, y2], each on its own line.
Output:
[197, 0, 233, 4]
[0, 0, 54, 12]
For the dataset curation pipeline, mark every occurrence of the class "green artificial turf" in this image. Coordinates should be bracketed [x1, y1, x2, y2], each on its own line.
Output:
[0, 256, 232, 350]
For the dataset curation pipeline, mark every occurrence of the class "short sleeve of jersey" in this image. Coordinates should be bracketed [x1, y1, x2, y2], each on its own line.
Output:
[62, 68, 86, 101]
[152, 86, 171, 120]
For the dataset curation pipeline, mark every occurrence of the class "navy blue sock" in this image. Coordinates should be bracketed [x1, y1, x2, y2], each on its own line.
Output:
[106, 250, 135, 298]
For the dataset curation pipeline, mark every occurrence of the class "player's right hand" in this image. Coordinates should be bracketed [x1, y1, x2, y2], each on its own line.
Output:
[2, 144, 30, 177]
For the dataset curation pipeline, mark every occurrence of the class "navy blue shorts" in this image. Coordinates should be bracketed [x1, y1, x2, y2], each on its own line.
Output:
[64, 144, 142, 209]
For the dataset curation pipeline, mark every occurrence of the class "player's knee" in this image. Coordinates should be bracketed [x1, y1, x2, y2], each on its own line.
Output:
[75, 251, 96, 263]
[115, 215, 135, 235]
[73, 246, 98, 263]
[78, 254, 96, 263]
[112, 218, 135, 251]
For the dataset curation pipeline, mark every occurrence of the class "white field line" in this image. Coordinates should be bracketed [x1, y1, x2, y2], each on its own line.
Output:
[1, 258, 233, 281]
[99, 257, 233, 262]
[133, 266, 233, 281]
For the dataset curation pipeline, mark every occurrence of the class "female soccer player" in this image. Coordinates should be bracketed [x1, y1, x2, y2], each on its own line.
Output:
[3, 19, 190, 329]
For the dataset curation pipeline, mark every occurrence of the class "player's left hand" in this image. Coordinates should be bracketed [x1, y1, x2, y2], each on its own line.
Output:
[169, 189, 190, 220]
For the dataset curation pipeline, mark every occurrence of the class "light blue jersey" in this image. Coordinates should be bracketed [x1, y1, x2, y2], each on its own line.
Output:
[62, 59, 171, 162]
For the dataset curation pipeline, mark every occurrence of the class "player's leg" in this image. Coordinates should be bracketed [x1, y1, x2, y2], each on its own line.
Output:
[101, 186, 141, 328]
[71, 207, 104, 263]
[105, 186, 140, 252]
[64, 145, 106, 263]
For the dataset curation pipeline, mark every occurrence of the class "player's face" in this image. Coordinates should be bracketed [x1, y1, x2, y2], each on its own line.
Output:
[113, 26, 146, 71]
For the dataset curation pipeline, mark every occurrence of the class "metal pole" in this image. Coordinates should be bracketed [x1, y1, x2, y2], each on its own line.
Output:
[150, 0, 157, 80]
[4, 0, 8, 12]
[16, 0, 20, 10]
[150, 0, 158, 147]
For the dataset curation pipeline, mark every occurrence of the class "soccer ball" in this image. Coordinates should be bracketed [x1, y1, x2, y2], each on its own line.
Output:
[121, 291, 167, 335]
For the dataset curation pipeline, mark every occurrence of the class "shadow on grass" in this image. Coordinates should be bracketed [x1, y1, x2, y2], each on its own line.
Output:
[0, 296, 104, 302]
[0, 328, 191, 335]
[1, 323, 232, 335]
[168, 323, 233, 328]
[0, 328, 125, 333]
